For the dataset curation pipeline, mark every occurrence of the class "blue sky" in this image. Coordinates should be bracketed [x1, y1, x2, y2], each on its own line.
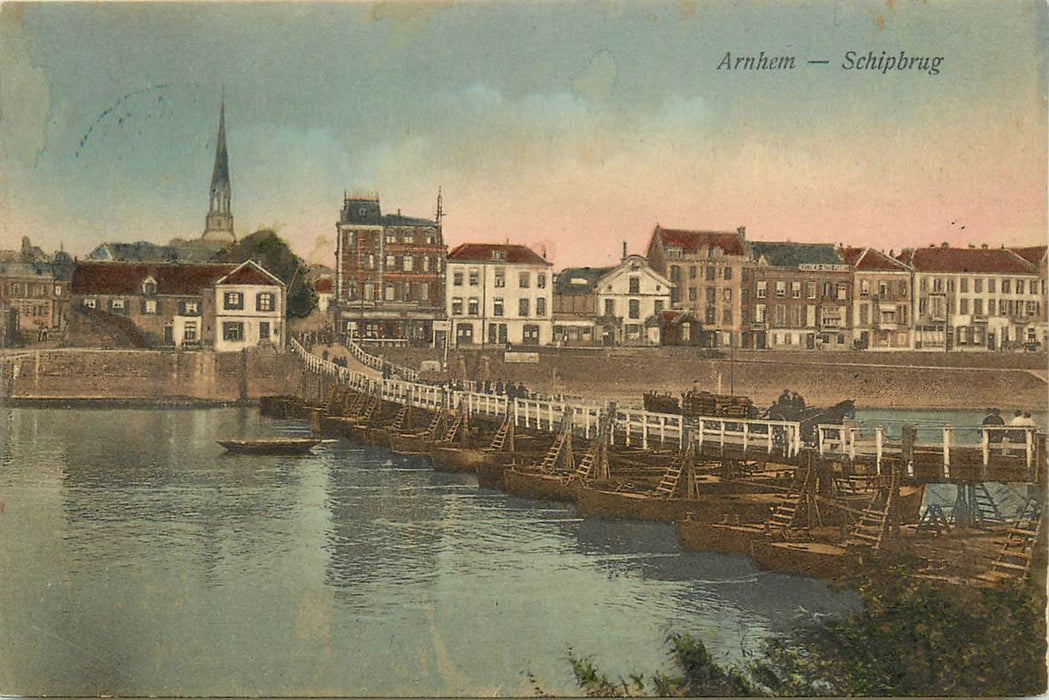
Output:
[2, 1, 1045, 266]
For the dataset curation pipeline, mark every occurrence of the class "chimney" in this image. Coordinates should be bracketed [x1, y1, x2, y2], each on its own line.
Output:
[941, 242, 949, 249]
[968, 244, 975, 249]
[981, 243, 989, 249]
[736, 226, 746, 238]
[541, 244, 547, 260]
[622, 241, 628, 261]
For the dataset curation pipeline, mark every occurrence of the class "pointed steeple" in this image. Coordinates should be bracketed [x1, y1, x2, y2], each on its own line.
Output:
[202, 91, 235, 246]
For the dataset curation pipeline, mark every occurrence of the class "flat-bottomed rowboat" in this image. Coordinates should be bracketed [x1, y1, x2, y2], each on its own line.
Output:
[218, 438, 323, 455]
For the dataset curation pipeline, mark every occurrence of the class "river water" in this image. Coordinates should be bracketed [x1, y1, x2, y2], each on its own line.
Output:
[0, 406, 861, 696]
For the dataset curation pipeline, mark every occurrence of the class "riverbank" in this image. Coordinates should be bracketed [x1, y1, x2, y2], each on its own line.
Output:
[0, 348, 302, 404]
[379, 346, 1048, 411]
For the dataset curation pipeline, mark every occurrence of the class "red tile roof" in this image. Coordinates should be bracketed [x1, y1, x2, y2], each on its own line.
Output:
[1009, 246, 1047, 266]
[314, 277, 333, 293]
[447, 243, 550, 266]
[842, 247, 911, 272]
[651, 226, 746, 257]
[71, 262, 235, 295]
[900, 247, 1037, 275]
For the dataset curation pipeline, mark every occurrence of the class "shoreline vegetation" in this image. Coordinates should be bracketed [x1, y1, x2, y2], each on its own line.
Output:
[550, 569, 1047, 697]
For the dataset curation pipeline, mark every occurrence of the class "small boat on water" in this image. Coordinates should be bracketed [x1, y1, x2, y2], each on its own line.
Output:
[218, 438, 324, 455]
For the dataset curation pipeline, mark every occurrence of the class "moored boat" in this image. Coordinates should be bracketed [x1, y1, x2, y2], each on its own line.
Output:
[503, 467, 578, 502]
[218, 438, 323, 455]
[574, 486, 785, 524]
[676, 518, 768, 555]
[430, 445, 488, 473]
[389, 432, 434, 456]
[750, 540, 849, 580]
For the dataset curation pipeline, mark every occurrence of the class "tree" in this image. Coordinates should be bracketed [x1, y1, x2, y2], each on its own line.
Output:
[566, 569, 1047, 697]
[211, 230, 317, 318]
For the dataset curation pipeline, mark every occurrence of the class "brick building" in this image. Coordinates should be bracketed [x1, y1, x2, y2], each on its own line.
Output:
[645, 225, 748, 347]
[842, 247, 914, 350]
[333, 194, 446, 344]
[742, 242, 852, 350]
[0, 261, 63, 340]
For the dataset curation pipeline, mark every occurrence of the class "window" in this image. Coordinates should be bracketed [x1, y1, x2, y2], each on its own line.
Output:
[110, 298, 125, 313]
[722, 308, 732, 324]
[403, 284, 412, 302]
[142, 278, 157, 296]
[537, 298, 547, 316]
[946, 278, 954, 292]
[706, 266, 716, 281]
[384, 284, 395, 301]
[628, 299, 640, 319]
[960, 278, 969, 293]
[723, 267, 732, 281]
[419, 283, 429, 301]
[143, 299, 158, 315]
[723, 288, 732, 302]
[960, 298, 969, 314]
[519, 272, 531, 288]
[422, 256, 431, 272]
[402, 231, 413, 244]
[604, 299, 615, 316]
[688, 288, 697, 302]
[453, 271, 464, 286]
[1017, 280, 1025, 294]
[988, 278, 996, 294]
[83, 298, 96, 309]
[468, 269, 479, 286]
[898, 280, 907, 296]
[493, 298, 504, 317]
[705, 287, 716, 304]
[385, 255, 395, 269]
[184, 321, 198, 342]
[224, 292, 243, 310]
[180, 300, 200, 315]
[537, 274, 547, 289]
[1028, 301, 1037, 316]
[494, 268, 506, 288]
[806, 305, 816, 327]
[791, 281, 801, 299]
[403, 256, 414, 272]
[365, 254, 375, 269]
[689, 265, 697, 279]
[755, 303, 767, 323]
[823, 282, 833, 298]
[704, 306, 716, 324]
[775, 305, 786, 326]
[859, 303, 869, 325]
[775, 281, 786, 298]
[757, 281, 767, 299]
[451, 297, 463, 315]
[54, 285, 63, 297]
[1002, 279, 1011, 294]
[860, 280, 870, 296]
[222, 322, 244, 342]
[974, 278, 982, 293]
[806, 282, 816, 299]
[836, 283, 847, 301]
[519, 298, 530, 317]
[468, 297, 479, 316]
[878, 282, 888, 297]
[973, 298, 983, 316]
[790, 306, 801, 327]
[653, 300, 664, 315]
[932, 277, 943, 292]
[256, 293, 274, 312]
[629, 276, 640, 294]
[385, 231, 397, 244]
[670, 265, 681, 281]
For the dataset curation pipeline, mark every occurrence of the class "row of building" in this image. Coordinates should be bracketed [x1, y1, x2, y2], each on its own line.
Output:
[331, 194, 1048, 352]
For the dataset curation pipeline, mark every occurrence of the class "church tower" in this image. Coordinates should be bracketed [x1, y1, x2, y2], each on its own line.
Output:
[201, 96, 235, 246]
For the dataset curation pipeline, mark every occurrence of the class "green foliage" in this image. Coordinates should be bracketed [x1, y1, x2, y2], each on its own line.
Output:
[211, 230, 316, 318]
[752, 569, 1047, 697]
[569, 569, 1047, 697]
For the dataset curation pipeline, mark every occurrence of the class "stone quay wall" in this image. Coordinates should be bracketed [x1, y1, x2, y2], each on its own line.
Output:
[2, 348, 303, 405]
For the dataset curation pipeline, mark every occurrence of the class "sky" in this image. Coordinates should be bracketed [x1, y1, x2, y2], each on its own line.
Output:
[1, 1, 1046, 268]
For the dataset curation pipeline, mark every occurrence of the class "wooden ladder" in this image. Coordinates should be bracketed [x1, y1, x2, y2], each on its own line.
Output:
[422, 409, 445, 439]
[768, 462, 814, 532]
[489, 415, 514, 452]
[988, 497, 1042, 584]
[847, 463, 900, 551]
[974, 483, 1005, 526]
[439, 410, 465, 445]
[388, 405, 410, 432]
[655, 448, 689, 497]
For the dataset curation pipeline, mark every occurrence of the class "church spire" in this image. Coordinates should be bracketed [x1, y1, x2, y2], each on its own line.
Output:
[202, 91, 235, 246]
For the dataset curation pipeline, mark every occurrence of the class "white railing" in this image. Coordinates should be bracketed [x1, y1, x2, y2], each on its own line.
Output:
[342, 334, 420, 381]
[615, 408, 686, 449]
[693, 416, 803, 459]
[816, 423, 1042, 477]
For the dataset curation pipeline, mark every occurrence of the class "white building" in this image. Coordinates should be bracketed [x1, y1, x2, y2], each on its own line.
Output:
[901, 244, 1044, 351]
[211, 260, 286, 352]
[445, 243, 553, 347]
[553, 254, 672, 346]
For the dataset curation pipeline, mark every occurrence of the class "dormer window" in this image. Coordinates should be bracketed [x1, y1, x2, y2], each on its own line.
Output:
[142, 277, 157, 296]
[491, 250, 507, 262]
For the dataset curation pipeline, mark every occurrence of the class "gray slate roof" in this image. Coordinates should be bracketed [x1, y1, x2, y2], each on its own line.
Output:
[748, 242, 843, 268]
[554, 266, 613, 295]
